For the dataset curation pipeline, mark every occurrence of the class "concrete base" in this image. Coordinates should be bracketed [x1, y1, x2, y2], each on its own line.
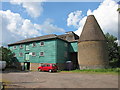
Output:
[79, 65, 109, 70]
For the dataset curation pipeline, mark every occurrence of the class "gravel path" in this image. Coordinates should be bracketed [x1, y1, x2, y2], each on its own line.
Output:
[2, 71, 118, 88]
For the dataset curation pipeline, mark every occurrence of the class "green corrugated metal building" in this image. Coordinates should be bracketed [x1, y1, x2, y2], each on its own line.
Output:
[8, 15, 109, 70]
[8, 31, 79, 70]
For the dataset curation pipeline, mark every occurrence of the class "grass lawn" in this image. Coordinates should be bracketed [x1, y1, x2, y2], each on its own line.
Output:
[61, 68, 120, 75]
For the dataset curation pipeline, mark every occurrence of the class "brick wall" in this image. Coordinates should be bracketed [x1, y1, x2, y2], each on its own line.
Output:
[30, 63, 40, 70]
[78, 41, 109, 69]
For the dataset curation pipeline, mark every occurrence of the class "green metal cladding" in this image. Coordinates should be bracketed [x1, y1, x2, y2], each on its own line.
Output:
[9, 38, 78, 64]
[56, 39, 69, 63]
[69, 42, 78, 52]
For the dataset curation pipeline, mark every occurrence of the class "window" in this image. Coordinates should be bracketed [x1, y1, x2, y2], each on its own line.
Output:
[64, 52, 68, 57]
[32, 52, 36, 56]
[26, 45, 29, 50]
[66, 36, 73, 41]
[40, 52, 44, 56]
[40, 42, 44, 46]
[64, 43, 68, 47]
[13, 53, 16, 57]
[32, 43, 36, 47]
[52, 64, 57, 67]
[47, 65, 50, 67]
[19, 45, 23, 49]
[42, 64, 47, 67]
[13, 46, 16, 49]
[19, 53, 23, 57]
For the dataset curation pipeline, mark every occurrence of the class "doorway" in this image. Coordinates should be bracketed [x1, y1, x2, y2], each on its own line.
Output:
[70, 52, 79, 69]
[24, 62, 30, 70]
[24, 53, 30, 70]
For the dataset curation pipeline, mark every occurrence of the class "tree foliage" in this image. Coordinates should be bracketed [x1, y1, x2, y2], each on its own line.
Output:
[117, 8, 120, 13]
[0, 46, 15, 67]
[105, 33, 120, 68]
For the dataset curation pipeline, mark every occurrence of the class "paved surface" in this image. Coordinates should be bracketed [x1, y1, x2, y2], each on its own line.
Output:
[2, 71, 118, 88]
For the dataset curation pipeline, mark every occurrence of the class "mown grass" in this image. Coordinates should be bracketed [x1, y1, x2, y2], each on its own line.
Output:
[61, 68, 120, 74]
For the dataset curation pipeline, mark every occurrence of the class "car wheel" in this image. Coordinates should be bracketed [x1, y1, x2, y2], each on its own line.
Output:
[49, 69, 52, 73]
[38, 69, 41, 72]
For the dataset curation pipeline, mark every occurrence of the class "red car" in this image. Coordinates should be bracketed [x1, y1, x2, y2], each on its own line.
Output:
[38, 63, 58, 72]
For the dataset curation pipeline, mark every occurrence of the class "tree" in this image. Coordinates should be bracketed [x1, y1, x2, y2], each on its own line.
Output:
[117, 1, 120, 13]
[0, 46, 15, 67]
[105, 33, 120, 68]
[117, 8, 120, 13]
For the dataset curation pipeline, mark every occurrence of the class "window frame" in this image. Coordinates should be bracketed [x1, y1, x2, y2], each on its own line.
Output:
[13, 53, 16, 57]
[40, 52, 44, 56]
[64, 51, 68, 58]
[19, 44, 23, 49]
[19, 52, 23, 57]
[64, 43, 68, 47]
[40, 41, 44, 46]
[13, 46, 16, 49]
[32, 52, 36, 56]
[32, 42, 36, 47]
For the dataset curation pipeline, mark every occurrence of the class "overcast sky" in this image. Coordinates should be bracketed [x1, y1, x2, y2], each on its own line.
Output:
[0, 0, 119, 46]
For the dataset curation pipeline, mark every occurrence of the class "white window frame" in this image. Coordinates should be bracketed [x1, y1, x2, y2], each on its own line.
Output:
[64, 51, 68, 58]
[13, 46, 16, 49]
[19, 45, 23, 49]
[14, 53, 16, 57]
[64, 43, 68, 47]
[32, 52, 36, 56]
[32, 42, 36, 47]
[40, 41, 44, 46]
[19, 53, 23, 57]
[40, 52, 44, 56]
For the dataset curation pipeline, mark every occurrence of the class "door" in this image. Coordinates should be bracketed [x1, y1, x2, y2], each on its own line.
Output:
[42, 64, 47, 71]
[24, 62, 30, 70]
[25, 53, 29, 61]
[70, 52, 79, 69]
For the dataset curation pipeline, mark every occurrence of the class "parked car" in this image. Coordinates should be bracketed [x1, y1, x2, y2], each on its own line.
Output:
[38, 63, 58, 72]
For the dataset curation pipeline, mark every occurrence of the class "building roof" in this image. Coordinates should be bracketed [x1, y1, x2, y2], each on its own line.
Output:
[8, 32, 79, 46]
[78, 15, 106, 42]
[58, 31, 79, 42]
[8, 34, 57, 46]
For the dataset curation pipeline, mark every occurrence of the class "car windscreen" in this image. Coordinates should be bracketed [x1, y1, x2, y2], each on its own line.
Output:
[52, 64, 57, 67]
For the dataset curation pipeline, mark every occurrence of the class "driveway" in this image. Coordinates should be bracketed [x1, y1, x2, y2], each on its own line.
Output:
[2, 71, 118, 88]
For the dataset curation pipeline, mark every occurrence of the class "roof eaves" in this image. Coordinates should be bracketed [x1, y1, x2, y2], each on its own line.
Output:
[8, 36, 58, 46]
[56, 37, 68, 42]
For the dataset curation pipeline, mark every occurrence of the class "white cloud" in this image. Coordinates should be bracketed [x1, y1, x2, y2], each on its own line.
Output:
[90, 0, 118, 36]
[67, 0, 118, 38]
[10, 0, 44, 18]
[67, 10, 83, 28]
[0, 10, 41, 45]
[1, 10, 65, 46]
[39, 19, 65, 34]
[87, 9, 93, 15]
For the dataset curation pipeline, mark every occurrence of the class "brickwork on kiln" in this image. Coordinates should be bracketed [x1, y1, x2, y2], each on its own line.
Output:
[78, 15, 109, 69]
